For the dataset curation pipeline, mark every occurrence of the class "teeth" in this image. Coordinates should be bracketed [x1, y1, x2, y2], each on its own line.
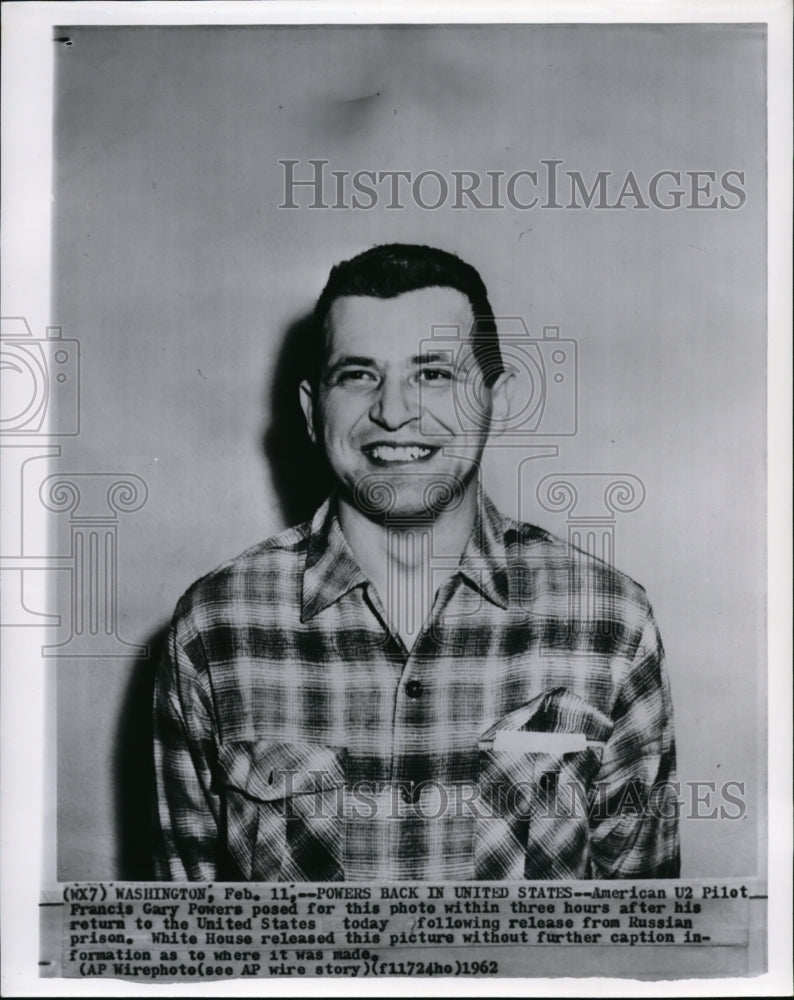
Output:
[369, 445, 432, 462]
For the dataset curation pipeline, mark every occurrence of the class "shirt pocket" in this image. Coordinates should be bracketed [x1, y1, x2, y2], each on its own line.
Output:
[475, 688, 611, 880]
[216, 740, 347, 881]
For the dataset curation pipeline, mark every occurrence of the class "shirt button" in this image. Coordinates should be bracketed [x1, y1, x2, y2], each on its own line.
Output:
[405, 679, 423, 698]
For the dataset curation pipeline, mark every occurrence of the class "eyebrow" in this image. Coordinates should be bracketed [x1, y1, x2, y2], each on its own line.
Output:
[410, 352, 455, 366]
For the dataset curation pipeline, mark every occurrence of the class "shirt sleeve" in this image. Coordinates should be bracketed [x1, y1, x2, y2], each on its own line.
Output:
[153, 610, 222, 880]
[588, 606, 681, 878]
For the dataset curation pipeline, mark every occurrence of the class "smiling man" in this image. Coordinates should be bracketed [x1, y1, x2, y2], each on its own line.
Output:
[154, 243, 680, 882]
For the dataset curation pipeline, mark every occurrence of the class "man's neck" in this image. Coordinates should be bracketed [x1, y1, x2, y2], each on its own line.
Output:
[337, 486, 479, 649]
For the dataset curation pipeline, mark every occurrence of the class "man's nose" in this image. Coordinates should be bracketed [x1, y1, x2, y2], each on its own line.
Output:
[369, 375, 419, 430]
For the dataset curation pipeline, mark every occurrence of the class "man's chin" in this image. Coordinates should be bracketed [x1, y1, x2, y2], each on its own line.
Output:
[343, 469, 471, 523]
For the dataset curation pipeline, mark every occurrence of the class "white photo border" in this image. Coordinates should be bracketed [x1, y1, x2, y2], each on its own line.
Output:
[1, 1, 791, 996]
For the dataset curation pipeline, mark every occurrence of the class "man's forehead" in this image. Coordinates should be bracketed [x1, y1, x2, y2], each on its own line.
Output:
[325, 286, 476, 361]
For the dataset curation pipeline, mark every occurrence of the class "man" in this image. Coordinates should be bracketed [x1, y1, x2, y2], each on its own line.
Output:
[154, 243, 680, 881]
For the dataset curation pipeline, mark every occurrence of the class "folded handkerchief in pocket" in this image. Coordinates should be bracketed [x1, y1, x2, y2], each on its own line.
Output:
[479, 686, 613, 753]
[491, 730, 589, 754]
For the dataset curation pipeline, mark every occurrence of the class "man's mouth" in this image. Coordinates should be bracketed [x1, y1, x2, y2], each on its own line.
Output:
[362, 443, 438, 464]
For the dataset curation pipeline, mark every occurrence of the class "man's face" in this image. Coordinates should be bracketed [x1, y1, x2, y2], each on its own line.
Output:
[300, 286, 511, 521]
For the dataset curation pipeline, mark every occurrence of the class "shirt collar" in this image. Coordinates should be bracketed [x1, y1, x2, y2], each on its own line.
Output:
[456, 487, 510, 610]
[300, 486, 510, 622]
[301, 497, 368, 622]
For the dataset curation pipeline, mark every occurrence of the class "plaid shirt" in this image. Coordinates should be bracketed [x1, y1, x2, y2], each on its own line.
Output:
[154, 490, 679, 881]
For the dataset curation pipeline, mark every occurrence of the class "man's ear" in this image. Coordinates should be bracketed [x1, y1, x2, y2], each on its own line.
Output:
[489, 369, 516, 435]
[299, 380, 317, 444]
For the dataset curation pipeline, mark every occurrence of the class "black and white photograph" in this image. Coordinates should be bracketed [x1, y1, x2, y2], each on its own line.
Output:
[1, 1, 791, 993]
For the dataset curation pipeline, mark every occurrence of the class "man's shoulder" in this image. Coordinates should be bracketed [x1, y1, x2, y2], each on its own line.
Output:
[499, 509, 651, 608]
[173, 519, 313, 618]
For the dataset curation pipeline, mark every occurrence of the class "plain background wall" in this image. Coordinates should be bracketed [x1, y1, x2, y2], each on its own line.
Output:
[51, 24, 766, 879]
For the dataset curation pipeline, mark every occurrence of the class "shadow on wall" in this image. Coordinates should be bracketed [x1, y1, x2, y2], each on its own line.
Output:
[263, 311, 334, 527]
[114, 622, 169, 880]
[114, 314, 332, 879]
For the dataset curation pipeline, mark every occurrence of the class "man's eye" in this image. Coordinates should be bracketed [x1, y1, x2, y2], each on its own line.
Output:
[417, 368, 453, 384]
[337, 369, 377, 385]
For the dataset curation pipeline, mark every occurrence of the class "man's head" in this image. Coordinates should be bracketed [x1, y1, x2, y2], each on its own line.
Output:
[307, 243, 504, 391]
[299, 243, 513, 522]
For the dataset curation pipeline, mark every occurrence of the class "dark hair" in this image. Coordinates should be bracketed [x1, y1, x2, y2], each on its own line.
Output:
[308, 243, 504, 388]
